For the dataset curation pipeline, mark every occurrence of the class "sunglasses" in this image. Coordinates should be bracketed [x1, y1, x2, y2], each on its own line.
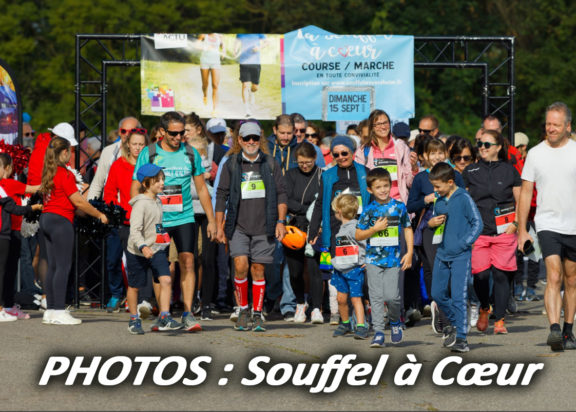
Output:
[240, 135, 261, 143]
[121, 127, 147, 135]
[419, 128, 433, 134]
[477, 141, 498, 149]
[332, 151, 350, 158]
[24, 131, 35, 137]
[453, 155, 472, 162]
[305, 133, 319, 138]
[166, 129, 185, 137]
[295, 128, 306, 134]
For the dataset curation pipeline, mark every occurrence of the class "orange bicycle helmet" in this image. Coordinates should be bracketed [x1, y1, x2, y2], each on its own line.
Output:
[281, 225, 307, 250]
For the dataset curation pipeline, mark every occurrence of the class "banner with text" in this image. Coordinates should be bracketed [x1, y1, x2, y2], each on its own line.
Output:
[282, 26, 414, 121]
[0, 58, 20, 144]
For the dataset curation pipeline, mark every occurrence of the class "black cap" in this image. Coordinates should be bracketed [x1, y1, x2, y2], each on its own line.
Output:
[392, 122, 410, 139]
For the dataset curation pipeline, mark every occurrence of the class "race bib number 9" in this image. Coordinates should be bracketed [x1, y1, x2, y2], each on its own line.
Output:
[370, 216, 399, 247]
[241, 172, 265, 199]
[158, 185, 183, 212]
[494, 203, 515, 234]
[374, 158, 398, 181]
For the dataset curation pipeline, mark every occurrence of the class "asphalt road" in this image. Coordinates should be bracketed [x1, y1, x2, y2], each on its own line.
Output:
[2, 294, 575, 411]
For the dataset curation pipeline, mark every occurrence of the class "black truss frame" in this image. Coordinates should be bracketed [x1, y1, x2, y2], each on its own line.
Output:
[74, 34, 515, 307]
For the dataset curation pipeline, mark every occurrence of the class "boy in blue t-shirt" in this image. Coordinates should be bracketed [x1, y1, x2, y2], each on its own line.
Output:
[428, 163, 483, 353]
[356, 168, 413, 348]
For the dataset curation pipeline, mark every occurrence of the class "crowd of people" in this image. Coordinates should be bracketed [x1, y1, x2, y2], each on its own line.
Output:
[1, 102, 575, 353]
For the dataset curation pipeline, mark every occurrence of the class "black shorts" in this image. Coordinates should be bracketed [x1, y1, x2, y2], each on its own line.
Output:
[537, 230, 576, 261]
[126, 249, 170, 288]
[239, 64, 261, 85]
[166, 222, 196, 254]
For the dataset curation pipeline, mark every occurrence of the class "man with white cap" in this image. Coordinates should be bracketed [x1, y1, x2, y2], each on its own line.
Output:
[215, 120, 287, 332]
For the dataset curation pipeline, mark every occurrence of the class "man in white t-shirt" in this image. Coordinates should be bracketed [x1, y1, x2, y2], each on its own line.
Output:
[518, 101, 576, 352]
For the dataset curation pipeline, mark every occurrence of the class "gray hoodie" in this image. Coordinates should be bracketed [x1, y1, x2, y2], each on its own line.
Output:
[128, 194, 165, 256]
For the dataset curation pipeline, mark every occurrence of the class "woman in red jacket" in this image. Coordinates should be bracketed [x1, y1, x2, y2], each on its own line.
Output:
[40, 137, 108, 325]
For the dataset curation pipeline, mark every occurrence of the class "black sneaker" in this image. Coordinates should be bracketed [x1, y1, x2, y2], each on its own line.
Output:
[201, 307, 214, 321]
[283, 311, 295, 322]
[563, 333, 576, 350]
[234, 308, 250, 331]
[442, 325, 457, 348]
[547, 329, 564, 352]
[431, 301, 443, 334]
[451, 338, 470, 353]
[405, 308, 422, 327]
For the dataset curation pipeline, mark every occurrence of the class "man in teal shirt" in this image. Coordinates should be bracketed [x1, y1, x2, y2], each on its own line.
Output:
[131, 111, 216, 332]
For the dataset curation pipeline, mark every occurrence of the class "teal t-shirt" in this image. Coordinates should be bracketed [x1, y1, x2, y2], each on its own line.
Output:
[133, 143, 205, 228]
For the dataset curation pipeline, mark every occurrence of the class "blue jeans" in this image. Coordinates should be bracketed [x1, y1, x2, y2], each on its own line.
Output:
[280, 262, 296, 315]
[265, 240, 296, 314]
[19, 233, 40, 294]
[106, 227, 126, 299]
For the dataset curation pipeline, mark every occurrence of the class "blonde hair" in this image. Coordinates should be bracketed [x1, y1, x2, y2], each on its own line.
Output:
[122, 132, 149, 161]
[40, 137, 70, 195]
[331, 194, 359, 220]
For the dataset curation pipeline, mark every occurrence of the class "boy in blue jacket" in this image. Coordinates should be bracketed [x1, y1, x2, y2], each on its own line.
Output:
[428, 163, 483, 352]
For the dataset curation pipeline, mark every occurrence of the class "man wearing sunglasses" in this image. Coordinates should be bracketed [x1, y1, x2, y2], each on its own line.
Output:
[215, 121, 288, 332]
[418, 115, 440, 138]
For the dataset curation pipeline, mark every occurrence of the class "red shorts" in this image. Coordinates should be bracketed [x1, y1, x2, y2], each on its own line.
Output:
[471, 233, 518, 274]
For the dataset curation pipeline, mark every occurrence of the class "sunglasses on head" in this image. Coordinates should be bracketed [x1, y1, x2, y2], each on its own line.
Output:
[121, 127, 147, 135]
[453, 155, 472, 162]
[332, 151, 350, 158]
[477, 141, 498, 149]
[241, 135, 261, 143]
[165, 129, 185, 137]
[305, 133, 319, 138]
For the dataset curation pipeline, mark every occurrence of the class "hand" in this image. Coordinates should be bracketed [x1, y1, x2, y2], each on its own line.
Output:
[216, 228, 227, 244]
[504, 223, 517, 235]
[400, 253, 413, 271]
[424, 193, 436, 204]
[309, 236, 318, 245]
[203, 172, 211, 180]
[206, 220, 217, 241]
[372, 217, 388, 232]
[141, 246, 154, 259]
[276, 223, 286, 241]
[99, 213, 109, 224]
[517, 229, 534, 253]
[428, 215, 446, 228]
[31, 204, 43, 212]
[410, 151, 418, 171]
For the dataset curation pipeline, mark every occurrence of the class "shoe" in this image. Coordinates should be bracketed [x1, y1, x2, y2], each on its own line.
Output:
[283, 311, 295, 322]
[494, 318, 508, 334]
[252, 311, 266, 332]
[106, 297, 122, 313]
[201, 307, 214, 321]
[294, 303, 307, 323]
[405, 308, 422, 327]
[547, 329, 564, 352]
[451, 338, 470, 353]
[230, 306, 240, 322]
[50, 310, 82, 325]
[354, 325, 369, 340]
[442, 325, 457, 348]
[431, 301, 442, 334]
[34, 296, 47, 311]
[150, 318, 161, 332]
[329, 313, 340, 325]
[5, 305, 30, 320]
[128, 318, 145, 335]
[137, 300, 153, 320]
[0, 309, 17, 322]
[507, 294, 518, 314]
[182, 313, 202, 332]
[525, 288, 539, 302]
[563, 333, 576, 350]
[333, 322, 352, 337]
[192, 302, 201, 316]
[158, 315, 183, 331]
[234, 308, 250, 331]
[42, 310, 54, 324]
[477, 308, 490, 332]
[370, 331, 385, 348]
[390, 322, 403, 344]
[514, 284, 524, 301]
[311, 308, 324, 324]
[422, 304, 432, 318]
[469, 304, 479, 328]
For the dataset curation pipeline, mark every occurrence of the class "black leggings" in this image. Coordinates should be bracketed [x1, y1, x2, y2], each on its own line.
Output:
[0, 238, 10, 307]
[40, 213, 74, 310]
[194, 214, 217, 308]
[285, 247, 323, 309]
[474, 267, 514, 320]
[3, 231, 22, 307]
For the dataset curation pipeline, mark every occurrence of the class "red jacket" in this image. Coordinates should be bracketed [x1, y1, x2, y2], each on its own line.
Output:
[103, 157, 134, 222]
[27, 132, 77, 186]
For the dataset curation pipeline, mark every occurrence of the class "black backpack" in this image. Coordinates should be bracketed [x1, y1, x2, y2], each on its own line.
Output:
[147, 142, 196, 175]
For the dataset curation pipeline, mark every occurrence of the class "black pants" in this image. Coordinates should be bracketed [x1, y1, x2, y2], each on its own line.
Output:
[474, 267, 514, 320]
[285, 247, 323, 310]
[2, 231, 21, 307]
[194, 214, 217, 308]
[0, 238, 10, 307]
[40, 213, 74, 310]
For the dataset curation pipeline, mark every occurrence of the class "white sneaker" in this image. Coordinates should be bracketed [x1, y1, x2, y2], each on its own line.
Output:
[294, 303, 308, 323]
[311, 308, 324, 324]
[230, 306, 240, 322]
[42, 309, 54, 324]
[137, 300, 153, 319]
[470, 304, 479, 328]
[50, 310, 82, 325]
[0, 309, 17, 322]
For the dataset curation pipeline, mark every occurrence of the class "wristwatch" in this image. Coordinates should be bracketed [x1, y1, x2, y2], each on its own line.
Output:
[277, 219, 286, 224]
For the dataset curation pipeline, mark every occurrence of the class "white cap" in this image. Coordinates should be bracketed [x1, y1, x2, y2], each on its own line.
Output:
[48, 122, 78, 146]
[206, 118, 227, 134]
[514, 132, 529, 147]
[409, 129, 419, 142]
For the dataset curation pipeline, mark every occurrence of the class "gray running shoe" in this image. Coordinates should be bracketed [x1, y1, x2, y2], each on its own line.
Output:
[235, 308, 250, 331]
[128, 318, 145, 335]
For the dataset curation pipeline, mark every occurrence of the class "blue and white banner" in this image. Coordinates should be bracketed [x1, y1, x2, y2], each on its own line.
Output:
[282, 26, 414, 121]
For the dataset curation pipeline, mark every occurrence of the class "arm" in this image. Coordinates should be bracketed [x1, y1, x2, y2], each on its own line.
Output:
[87, 145, 113, 200]
[214, 161, 231, 243]
[193, 174, 216, 241]
[463, 195, 483, 247]
[400, 227, 414, 271]
[308, 180, 324, 243]
[505, 185, 521, 235]
[128, 202, 152, 258]
[273, 160, 288, 240]
[130, 180, 142, 199]
[69, 192, 108, 224]
[102, 165, 118, 205]
[517, 180, 534, 251]
[0, 197, 35, 215]
[25, 184, 41, 194]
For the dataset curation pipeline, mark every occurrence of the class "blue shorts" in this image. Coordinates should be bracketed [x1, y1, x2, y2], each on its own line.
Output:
[330, 266, 365, 297]
[125, 249, 170, 288]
